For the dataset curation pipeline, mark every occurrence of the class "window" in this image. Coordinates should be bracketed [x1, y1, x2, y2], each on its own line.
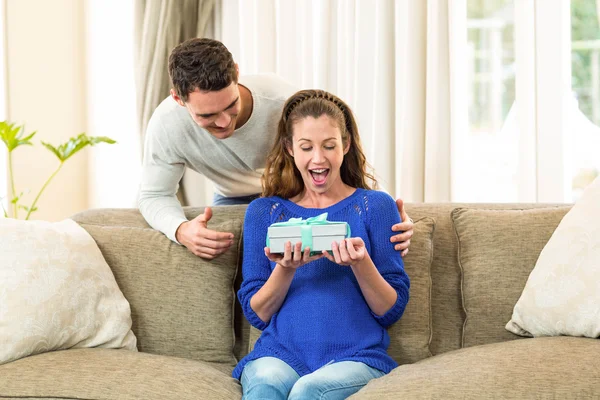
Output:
[454, 0, 518, 202]
[570, 0, 600, 201]
[457, 0, 599, 203]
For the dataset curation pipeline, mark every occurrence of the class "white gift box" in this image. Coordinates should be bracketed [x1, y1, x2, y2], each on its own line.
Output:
[267, 219, 350, 254]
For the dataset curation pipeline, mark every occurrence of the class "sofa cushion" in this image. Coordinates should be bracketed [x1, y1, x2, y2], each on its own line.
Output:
[248, 217, 437, 366]
[387, 217, 436, 364]
[69, 205, 252, 363]
[507, 177, 600, 337]
[78, 218, 242, 366]
[0, 218, 137, 366]
[351, 337, 600, 399]
[0, 348, 241, 400]
[451, 207, 570, 348]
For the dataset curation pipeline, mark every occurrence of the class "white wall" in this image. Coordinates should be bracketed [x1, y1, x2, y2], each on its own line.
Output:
[5, 0, 87, 221]
[0, 0, 7, 216]
[3, 0, 138, 220]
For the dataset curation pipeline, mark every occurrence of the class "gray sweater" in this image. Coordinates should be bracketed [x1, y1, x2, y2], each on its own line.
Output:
[139, 74, 297, 243]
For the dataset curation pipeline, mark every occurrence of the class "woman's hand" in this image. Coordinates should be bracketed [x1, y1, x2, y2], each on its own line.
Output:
[265, 241, 325, 269]
[323, 238, 367, 267]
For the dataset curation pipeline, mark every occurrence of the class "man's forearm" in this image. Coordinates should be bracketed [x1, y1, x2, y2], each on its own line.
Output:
[139, 194, 188, 243]
[138, 154, 187, 243]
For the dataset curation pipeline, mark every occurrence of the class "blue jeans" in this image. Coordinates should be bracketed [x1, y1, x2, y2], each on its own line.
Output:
[212, 193, 260, 206]
[240, 357, 385, 400]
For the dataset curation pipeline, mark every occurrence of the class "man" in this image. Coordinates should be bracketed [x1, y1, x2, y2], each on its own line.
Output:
[139, 38, 414, 259]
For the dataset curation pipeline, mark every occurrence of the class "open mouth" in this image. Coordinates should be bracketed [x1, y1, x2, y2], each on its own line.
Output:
[309, 168, 329, 185]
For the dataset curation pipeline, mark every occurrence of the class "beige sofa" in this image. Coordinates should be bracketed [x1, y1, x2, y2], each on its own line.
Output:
[2, 203, 599, 399]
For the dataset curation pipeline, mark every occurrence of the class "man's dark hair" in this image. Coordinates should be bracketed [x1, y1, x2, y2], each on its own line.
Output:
[168, 38, 237, 101]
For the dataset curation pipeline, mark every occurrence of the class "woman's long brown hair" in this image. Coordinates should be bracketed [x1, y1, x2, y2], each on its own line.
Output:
[262, 89, 377, 199]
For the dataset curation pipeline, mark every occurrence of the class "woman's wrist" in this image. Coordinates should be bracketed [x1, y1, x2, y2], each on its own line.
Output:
[350, 252, 373, 274]
[275, 262, 298, 276]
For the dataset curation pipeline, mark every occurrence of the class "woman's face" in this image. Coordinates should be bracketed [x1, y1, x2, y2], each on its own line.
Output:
[287, 114, 349, 195]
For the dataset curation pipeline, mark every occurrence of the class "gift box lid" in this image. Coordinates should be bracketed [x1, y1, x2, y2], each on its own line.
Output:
[266, 213, 351, 243]
[267, 223, 348, 238]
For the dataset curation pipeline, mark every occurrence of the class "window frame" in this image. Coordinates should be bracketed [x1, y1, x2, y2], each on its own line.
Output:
[532, 0, 573, 202]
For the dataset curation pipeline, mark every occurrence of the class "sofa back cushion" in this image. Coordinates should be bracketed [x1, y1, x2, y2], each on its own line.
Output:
[403, 203, 570, 357]
[387, 217, 435, 364]
[452, 207, 570, 348]
[402, 204, 465, 357]
[72, 206, 246, 366]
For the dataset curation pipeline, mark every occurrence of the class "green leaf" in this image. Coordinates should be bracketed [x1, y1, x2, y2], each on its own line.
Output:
[89, 136, 117, 145]
[10, 190, 28, 204]
[41, 142, 62, 160]
[0, 121, 36, 152]
[43, 133, 116, 162]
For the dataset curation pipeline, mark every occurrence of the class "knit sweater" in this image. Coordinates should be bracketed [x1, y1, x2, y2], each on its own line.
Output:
[232, 188, 410, 379]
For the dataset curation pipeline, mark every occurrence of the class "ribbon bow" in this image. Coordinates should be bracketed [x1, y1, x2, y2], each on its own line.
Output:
[270, 212, 330, 227]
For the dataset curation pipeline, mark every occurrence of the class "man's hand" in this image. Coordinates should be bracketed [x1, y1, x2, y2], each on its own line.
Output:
[175, 207, 234, 259]
[391, 198, 414, 257]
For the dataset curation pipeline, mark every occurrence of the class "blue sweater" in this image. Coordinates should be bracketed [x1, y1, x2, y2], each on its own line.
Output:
[232, 188, 410, 379]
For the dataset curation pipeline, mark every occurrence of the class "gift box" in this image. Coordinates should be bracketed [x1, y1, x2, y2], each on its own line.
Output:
[266, 213, 351, 254]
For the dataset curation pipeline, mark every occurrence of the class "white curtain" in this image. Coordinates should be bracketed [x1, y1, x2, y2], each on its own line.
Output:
[217, 0, 457, 202]
[134, 0, 218, 206]
[135, 0, 217, 146]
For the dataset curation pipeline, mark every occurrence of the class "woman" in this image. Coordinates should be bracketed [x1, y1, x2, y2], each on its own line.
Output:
[233, 89, 410, 399]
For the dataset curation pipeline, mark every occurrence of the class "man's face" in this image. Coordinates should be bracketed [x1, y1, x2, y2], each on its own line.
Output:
[173, 82, 241, 139]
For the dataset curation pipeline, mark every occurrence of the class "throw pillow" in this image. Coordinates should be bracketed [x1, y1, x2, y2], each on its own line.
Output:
[0, 218, 137, 365]
[506, 177, 600, 337]
[248, 217, 437, 365]
[452, 206, 570, 348]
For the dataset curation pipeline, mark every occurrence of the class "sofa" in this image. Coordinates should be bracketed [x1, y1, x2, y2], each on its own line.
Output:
[1, 203, 599, 399]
